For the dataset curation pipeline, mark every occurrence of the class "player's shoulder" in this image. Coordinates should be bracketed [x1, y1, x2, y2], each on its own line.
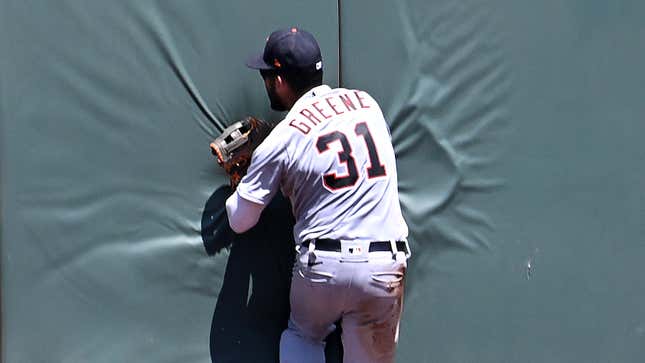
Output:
[353, 88, 383, 105]
[272, 113, 301, 137]
[260, 119, 291, 148]
[334, 87, 383, 108]
[254, 115, 300, 157]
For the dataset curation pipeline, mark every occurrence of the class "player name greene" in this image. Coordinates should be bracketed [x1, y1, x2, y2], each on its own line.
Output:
[288, 90, 372, 135]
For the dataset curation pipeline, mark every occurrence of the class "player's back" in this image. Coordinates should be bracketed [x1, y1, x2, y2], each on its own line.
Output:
[278, 86, 408, 243]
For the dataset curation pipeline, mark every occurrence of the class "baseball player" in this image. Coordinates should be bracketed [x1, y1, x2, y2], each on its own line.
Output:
[225, 27, 410, 363]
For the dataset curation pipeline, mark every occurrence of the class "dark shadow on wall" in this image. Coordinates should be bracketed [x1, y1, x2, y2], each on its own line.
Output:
[201, 185, 343, 363]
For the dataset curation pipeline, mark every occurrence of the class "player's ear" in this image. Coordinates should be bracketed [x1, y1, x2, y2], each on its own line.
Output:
[275, 75, 293, 94]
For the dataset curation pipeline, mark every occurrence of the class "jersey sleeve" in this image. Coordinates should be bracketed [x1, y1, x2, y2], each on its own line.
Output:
[235, 130, 288, 206]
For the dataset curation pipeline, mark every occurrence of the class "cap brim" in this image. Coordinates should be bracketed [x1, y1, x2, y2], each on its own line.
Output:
[245, 53, 274, 70]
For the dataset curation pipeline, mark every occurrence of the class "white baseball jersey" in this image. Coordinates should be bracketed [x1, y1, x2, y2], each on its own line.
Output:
[236, 85, 408, 244]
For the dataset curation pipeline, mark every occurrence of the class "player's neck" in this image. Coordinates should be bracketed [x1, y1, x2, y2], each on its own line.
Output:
[287, 85, 319, 110]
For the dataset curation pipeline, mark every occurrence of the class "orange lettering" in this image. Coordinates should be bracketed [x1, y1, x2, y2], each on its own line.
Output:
[339, 93, 356, 111]
[300, 108, 322, 125]
[312, 101, 331, 119]
[326, 96, 344, 115]
[355, 91, 370, 109]
[289, 118, 311, 134]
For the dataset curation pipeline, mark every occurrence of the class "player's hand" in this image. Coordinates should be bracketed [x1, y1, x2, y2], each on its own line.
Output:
[209, 116, 273, 189]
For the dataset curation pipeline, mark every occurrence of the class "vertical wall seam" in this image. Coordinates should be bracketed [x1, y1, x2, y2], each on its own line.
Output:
[0, 4, 5, 360]
[337, 0, 343, 87]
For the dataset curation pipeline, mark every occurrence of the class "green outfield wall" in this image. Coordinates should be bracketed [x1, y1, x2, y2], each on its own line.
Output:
[2, 1, 644, 362]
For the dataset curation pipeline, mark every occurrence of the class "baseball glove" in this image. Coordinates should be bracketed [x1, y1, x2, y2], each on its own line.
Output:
[210, 116, 273, 189]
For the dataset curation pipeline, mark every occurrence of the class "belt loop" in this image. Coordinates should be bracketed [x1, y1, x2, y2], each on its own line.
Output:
[389, 240, 398, 260]
[403, 238, 411, 259]
[307, 239, 317, 266]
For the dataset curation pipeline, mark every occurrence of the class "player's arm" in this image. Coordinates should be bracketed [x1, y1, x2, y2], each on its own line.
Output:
[225, 192, 264, 233]
[225, 127, 287, 233]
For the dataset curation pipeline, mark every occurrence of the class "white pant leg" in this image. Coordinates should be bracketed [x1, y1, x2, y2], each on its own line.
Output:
[280, 319, 326, 363]
[341, 256, 407, 363]
[280, 248, 346, 363]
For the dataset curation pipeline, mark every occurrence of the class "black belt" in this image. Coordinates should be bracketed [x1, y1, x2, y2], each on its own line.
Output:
[302, 239, 408, 254]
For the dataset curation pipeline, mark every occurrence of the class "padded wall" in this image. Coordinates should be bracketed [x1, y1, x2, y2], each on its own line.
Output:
[3, 0, 645, 362]
[341, 0, 645, 362]
[0, 1, 338, 362]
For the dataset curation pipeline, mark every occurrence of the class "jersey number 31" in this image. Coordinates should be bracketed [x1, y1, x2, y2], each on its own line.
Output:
[316, 122, 387, 191]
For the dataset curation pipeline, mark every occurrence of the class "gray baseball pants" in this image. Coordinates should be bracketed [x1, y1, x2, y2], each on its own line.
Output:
[280, 241, 408, 363]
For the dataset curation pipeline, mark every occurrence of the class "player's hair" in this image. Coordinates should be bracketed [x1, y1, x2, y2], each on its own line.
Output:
[262, 69, 323, 96]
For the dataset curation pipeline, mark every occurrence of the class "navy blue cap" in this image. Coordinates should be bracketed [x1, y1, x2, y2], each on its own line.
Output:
[246, 27, 323, 73]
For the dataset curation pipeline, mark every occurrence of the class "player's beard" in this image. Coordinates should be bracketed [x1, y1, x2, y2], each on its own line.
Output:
[266, 82, 288, 112]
